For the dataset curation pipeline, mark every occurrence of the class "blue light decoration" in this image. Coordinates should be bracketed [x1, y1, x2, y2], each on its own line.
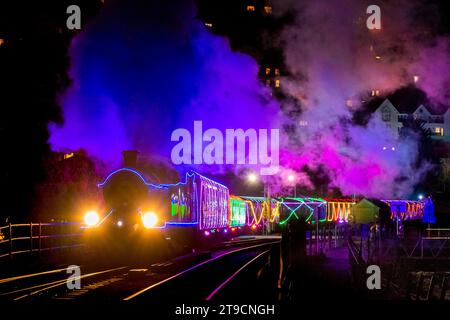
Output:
[422, 197, 436, 224]
[99, 168, 234, 229]
[381, 198, 435, 223]
[97, 167, 164, 189]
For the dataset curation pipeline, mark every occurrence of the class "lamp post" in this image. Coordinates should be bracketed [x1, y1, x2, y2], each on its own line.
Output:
[287, 174, 296, 197]
[247, 172, 271, 235]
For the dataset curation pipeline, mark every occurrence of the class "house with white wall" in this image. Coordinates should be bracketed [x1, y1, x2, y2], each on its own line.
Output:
[375, 99, 450, 143]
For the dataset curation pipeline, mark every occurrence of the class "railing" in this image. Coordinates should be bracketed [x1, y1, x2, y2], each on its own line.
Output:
[306, 224, 348, 255]
[405, 271, 450, 300]
[407, 228, 450, 258]
[0, 222, 84, 259]
[348, 236, 368, 291]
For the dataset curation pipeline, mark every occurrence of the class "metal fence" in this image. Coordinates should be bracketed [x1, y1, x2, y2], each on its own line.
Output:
[406, 228, 450, 258]
[0, 222, 84, 259]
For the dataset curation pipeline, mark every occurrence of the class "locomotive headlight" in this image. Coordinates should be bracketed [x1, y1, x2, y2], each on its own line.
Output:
[142, 211, 158, 229]
[84, 210, 100, 227]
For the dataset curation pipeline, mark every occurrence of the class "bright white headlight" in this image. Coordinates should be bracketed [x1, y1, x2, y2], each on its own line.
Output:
[142, 211, 158, 229]
[84, 211, 100, 227]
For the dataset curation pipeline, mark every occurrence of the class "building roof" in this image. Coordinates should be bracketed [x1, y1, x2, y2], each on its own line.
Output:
[378, 99, 448, 116]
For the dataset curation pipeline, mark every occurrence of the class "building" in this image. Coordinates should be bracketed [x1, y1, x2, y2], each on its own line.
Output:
[375, 99, 450, 142]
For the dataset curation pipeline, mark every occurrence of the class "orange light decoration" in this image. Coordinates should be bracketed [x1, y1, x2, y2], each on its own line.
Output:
[324, 198, 355, 222]
[241, 197, 280, 225]
[381, 200, 425, 221]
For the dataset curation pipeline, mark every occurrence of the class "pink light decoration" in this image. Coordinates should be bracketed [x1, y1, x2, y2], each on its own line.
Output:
[196, 174, 230, 230]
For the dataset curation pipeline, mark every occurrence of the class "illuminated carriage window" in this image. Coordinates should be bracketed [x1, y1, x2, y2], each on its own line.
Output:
[171, 190, 188, 219]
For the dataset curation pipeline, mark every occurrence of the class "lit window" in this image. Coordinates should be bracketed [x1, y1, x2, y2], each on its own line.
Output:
[247, 5, 256, 12]
[264, 6, 272, 15]
[0, 39, 4, 46]
[375, 55, 381, 60]
[299, 120, 308, 126]
[274, 68, 280, 76]
[205, 22, 213, 28]
[381, 106, 391, 122]
[435, 127, 444, 136]
[413, 75, 419, 83]
[64, 153, 74, 160]
[265, 67, 271, 75]
[371, 89, 380, 97]
[275, 79, 280, 87]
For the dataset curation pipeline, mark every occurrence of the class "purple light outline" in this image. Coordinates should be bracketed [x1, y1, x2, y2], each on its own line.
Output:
[205, 249, 270, 301]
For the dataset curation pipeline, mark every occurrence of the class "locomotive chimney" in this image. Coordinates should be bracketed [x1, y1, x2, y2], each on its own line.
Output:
[122, 150, 139, 168]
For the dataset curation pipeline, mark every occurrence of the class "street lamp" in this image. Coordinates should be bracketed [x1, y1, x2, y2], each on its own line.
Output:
[247, 172, 258, 183]
[287, 174, 296, 197]
[247, 172, 272, 235]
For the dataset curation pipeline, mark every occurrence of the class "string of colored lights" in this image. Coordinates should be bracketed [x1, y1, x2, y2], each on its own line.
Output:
[381, 200, 425, 221]
[240, 196, 280, 225]
[98, 167, 432, 231]
[326, 201, 355, 222]
[278, 197, 327, 225]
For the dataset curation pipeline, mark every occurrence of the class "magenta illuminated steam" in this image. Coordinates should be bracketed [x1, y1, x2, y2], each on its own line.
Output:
[50, 0, 450, 199]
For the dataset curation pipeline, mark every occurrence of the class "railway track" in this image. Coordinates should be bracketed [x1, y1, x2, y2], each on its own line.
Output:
[0, 238, 279, 302]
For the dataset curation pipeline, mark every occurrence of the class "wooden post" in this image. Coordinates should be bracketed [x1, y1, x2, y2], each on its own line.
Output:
[9, 223, 12, 258]
[334, 224, 337, 248]
[38, 222, 42, 253]
[30, 222, 33, 253]
[421, 238, 424, 258]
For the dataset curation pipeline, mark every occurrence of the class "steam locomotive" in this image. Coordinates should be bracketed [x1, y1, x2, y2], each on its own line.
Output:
[83, 166, 264, 246]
